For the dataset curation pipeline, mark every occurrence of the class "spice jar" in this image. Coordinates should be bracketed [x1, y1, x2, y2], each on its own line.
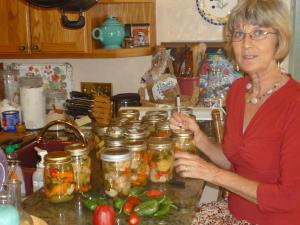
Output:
[156, 121, 171, 137]
[172, 129, 197, 154]
[148, 137, 174, 183]
[44, 151, 74, 203]
[101, 147, 132, 197]
[126, 140, 149, 186]
[65, 144, 91, 193]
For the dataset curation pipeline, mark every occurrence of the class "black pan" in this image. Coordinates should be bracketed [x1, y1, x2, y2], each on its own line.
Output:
[27, 0, 98, 29]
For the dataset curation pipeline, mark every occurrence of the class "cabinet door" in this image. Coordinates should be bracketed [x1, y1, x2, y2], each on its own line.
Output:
[0, 0, 30, 54]
[29, 6, 88, 54]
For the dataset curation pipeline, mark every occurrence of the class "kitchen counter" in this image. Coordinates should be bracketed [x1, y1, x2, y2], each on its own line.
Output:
[23, 148, 204, 225]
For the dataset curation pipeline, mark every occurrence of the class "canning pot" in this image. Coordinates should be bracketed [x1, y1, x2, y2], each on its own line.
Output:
[27, 0, 99, 29]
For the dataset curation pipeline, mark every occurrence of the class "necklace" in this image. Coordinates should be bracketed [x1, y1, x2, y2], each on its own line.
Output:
[246, 82, 281, 104]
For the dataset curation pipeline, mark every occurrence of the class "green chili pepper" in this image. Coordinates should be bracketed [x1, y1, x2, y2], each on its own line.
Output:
[128, 186, 146, 196]
[133, 199, 159, 216]
[153, 203, 170, 217]
[113, 198, 125, 213]
[83, 199, 98, 211]
[82, 192, 106, 201]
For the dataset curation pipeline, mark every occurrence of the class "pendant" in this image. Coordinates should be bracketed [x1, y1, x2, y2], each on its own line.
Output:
[250, 97, 258, 104]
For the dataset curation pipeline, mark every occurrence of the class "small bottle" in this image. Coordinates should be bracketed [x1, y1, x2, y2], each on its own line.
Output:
[0, 185, 20, 225]
[44, 151, 74, 203]
[211, 109, 224, 144]
[32, 147, 48, 192]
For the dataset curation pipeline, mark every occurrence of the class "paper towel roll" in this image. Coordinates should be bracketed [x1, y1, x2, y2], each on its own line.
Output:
[20, 86, 46, 130]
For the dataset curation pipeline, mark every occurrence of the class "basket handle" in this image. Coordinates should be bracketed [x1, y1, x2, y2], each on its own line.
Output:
[36, 120, 87, 145]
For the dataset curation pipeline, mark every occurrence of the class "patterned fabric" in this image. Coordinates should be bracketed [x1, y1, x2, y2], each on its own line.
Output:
[192, 200, 255, 225]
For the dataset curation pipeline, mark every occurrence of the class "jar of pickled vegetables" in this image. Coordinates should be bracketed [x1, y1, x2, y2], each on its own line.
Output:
[172, 129, 197, 154]
[65, 143, 91, 193]
[145, 110, 168, 119]
[44, 151, 74, 203]
[118, 109, 140, 120]
[106, 137, 125, 148]
[156, 121, 171, 137]
[126, 140, 149, 186]
[142, 114, 166, 137]
[101, 148, 132, 197]
[124, 127, 148, 141]
[148, 137, 174, 183]
[107, 126, 125, 139]
[171, 107, 194, 117]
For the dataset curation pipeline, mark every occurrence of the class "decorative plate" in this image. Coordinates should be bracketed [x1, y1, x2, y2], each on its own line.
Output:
[196, 0, 238, 25]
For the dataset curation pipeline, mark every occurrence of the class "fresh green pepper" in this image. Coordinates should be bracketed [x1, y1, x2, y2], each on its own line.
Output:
[83, 199, 98, 211]
[113, 198, 125, 213]
[134, 199, 159, 216]
[153, 203, 170, 217]
[128, 186, 146, 196]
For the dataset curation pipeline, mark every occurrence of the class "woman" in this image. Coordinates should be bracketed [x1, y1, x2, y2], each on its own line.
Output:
[170, 0, 300, 224]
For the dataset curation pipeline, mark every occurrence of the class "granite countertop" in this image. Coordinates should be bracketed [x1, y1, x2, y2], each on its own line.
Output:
[23, 148, 204, 225]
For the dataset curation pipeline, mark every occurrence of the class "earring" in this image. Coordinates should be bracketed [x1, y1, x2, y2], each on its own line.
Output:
[277, 60, 280, 68]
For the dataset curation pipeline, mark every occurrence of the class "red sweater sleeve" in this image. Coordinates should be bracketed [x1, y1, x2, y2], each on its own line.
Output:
[257, 97, 300, 212]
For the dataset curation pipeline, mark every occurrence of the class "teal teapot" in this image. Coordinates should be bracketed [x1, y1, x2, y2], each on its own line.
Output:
[92, 15, 125, 49]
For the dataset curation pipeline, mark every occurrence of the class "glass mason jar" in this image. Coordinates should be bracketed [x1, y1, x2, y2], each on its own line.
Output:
[65, 143, 91, 193]
[44, 151, 74, 203]
[125, 140, 149, 186]
[172, 129, 197, 154]
[156, 121, 171, 138]
[145, 110, 168, 119]
[148, 137, 174, 183]
[171, 107, 194, 117]
[118, 109, 140, 120]
[101, 148, 132, 198]
[106, 137, 125, 148]
[142, 114, 166, 137]
[124, 127, 149, 141]
[106, 126, 125, 139]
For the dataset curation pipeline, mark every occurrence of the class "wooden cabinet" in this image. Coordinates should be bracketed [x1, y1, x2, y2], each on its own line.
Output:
[0, 0, 156, 58]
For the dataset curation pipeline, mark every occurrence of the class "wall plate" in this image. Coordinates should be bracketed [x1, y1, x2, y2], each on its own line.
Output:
[80, 82, 112, 97]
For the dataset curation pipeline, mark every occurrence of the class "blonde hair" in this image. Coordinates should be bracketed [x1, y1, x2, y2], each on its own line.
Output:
[224, 0, 291, 62]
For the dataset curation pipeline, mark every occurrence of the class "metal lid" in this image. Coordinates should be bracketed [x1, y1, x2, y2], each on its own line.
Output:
[171, 107, 193, 116]
[156, 121, 170, 130]
[107, 126, 125, 138]
[93, 125, 108, 136]
[106, 137, 125, 147]
[142, 114, 166, 124]
[145, 110, 168, 119]
[45, 151, 72, 164]
[172, 129, 193, 139]
[64, 143, 89, 156]
[148, 137, 173, 150]
[124, 127, 147, 139]
[101, 147, 131, 162]
[125, 140, 147, 152]
[118, 109, 140, 118]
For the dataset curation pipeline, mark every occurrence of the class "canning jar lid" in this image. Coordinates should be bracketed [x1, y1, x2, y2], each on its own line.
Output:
[107, 126, 125, 138]
[45, 151, 72, 164]
[142, 114, 166, 124]
[106, 137, 125, 147]
[172, 107, 193, 116]
[148, 137, 173, 150]
[101, 148, 131, 162]
[145, 110, 168, 118]
[156, 121, 170, 130]
[124, 127, 148, 139]
[118, 109, 140, 118]
[125, 140, 147, 152]
[65, 143, 89, 156]
[172, 129, 193, 139]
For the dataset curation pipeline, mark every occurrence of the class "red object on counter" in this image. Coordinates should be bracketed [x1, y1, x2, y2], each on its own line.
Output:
[93, 205, 116, 225]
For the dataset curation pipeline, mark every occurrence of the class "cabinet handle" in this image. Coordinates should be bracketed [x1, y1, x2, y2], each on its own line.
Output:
[31, 45, 40, 52]
[19, 45, 28, 52]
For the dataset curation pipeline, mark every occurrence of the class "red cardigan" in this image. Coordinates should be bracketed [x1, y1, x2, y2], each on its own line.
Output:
[223, 76, 300, 225]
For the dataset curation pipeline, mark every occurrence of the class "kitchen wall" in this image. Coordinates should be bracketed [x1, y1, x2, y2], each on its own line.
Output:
[2, 0, 292, 94]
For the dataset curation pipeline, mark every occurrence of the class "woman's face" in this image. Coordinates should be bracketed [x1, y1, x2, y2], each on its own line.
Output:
[232, 23, 278, 76]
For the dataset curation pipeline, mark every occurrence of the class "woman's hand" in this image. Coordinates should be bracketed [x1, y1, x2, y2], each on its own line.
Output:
[174, 151, 221, 182]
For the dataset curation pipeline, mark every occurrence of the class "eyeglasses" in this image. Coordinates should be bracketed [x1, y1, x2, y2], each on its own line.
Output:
[231, 29, 277, 42]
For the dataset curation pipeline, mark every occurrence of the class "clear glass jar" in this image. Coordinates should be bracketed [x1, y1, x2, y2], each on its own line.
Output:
[148, 137, 174, 183]
[118, 109, 140, 120]
[172, 129, 197, 154]
[124, 127, 148, 141]
[106, 137, 125, 148]
[44, 151, 74, 203]
[2, 68, 20, 104]
[126, 140, 149, 186]
[156, 121, 171, 138]
[171, 107, 194, 117]
[142, 114, 166, 137]
[101, 148, 132, 197]
[65, 144, 91, 193]
[145, 110, 168, 119]
[106, 126, 125, 139]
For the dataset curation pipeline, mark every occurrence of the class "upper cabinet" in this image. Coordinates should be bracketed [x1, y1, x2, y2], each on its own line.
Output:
[0, 0, 156, 58]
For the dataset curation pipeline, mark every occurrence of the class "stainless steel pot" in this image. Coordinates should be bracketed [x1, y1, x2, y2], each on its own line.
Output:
[27, 0, 99, 29]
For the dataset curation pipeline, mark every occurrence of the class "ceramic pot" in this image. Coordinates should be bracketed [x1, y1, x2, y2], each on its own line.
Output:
[92, 15, 125, 49]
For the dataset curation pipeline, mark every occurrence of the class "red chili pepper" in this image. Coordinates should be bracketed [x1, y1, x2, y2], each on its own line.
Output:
[49, 167, 59, 177]
[128, 212, 139, 225]
[93, 204, 116, 225]
[123, 202, 133, 215]
[127, 196, 141, 207]
[145, 189, 164, 198]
